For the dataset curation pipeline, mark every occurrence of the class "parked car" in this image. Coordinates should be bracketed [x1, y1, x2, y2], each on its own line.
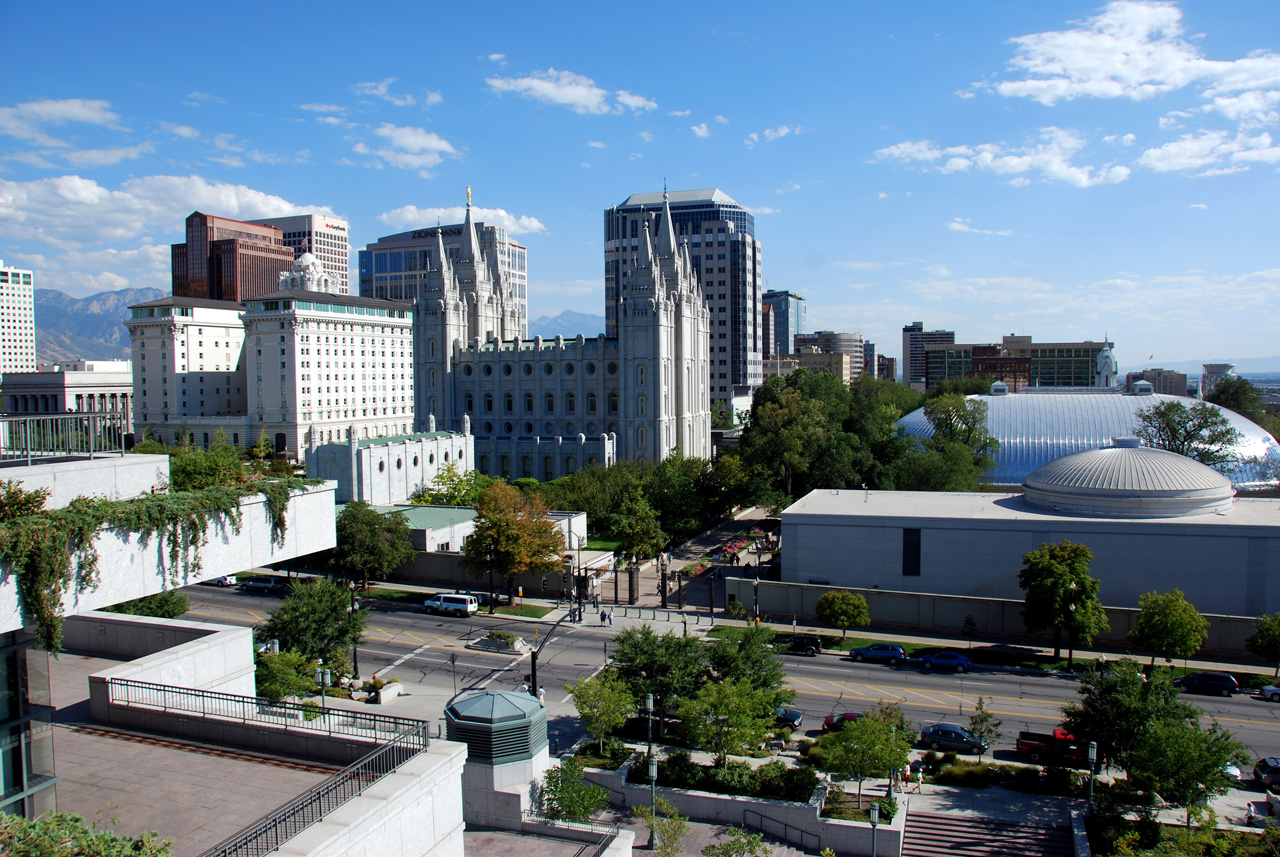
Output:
[1173, 671, 1239, 697]
[850, 643, 906, 665]
[921, 723, 988, 754]
[776, 634, 822, 657]
[238, 575, 286, 594]
[423, 593, 480, 617]
[774, 707, 804, 730]
[1261, 683, 1280, 703]
[918, 651, 975, 673]
[1016, 728, 1086, 765]
[198, 574, 237, 587]
[1225, 763, 1242, 783]
[1255, 758, 1280, 792]
[822, 712, 862, 733]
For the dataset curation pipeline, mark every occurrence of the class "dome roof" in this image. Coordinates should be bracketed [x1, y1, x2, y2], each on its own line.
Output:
[896, 390, 1280, 491]
[293, 251, 320, 271]
[1024, 438, 1235, 517]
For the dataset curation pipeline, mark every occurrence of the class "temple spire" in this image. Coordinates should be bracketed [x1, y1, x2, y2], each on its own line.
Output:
[461, 188, 481, 263]
[657, 185, 677, 258]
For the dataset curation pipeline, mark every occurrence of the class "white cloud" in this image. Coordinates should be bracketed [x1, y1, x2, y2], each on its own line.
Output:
[63, 142, 155, 166]
[629, 152, 643, 160]
[353, 77, 416, 107]
[1009, 176, 1031, 187]
[374, 124, 456, 154]
[486, 68, 609, 114]
[878, 191, 888, 199]
[715, 115, 728, 124]
[0, 174, 334, 250]
[587, 140, 606, 148]
[776, 181, 802, 194]
[488, 53, 506, 63]
[159, 123, 200, 139]
[639, 131, 654, 143]
[954, 89, 976, 100]
[209, 154, 244, 168]
[616, 90, 657, 112]
[357, 124, 460, 176]
[377, 204, 546, 235]
[11, 243, 172, 297]
[1136, 129, 1280, 172]
[743, 206, 778, 215]
[691, 123, 710, 138]
[183, 91, 224, 106]
[298, 103, 348, 114]
[946, 217, 1013, 236]
[1189, 202, 1208, 209]
[876, 127, 1131, 187]
[1103, 133, 1137, 146]
[834, 261, 905, 270]
[0, 99, 122, 147]
[316, 116, 347, 127]
[425, 91, 444, 107]
[744, 124, 802, 148]
[668, 109, 691, 117]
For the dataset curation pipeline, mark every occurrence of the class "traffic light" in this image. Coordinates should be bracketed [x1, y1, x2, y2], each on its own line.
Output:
[541, 576, 548, 590]
[561, 571, 569, 586]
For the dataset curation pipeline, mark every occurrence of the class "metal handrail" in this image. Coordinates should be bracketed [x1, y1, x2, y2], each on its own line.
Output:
[107, 677, 423, 743]
[0, 411, 128, 465]
[521, 811, 620, 836]
[741, 808, 821, 852]
[200, 723, 430, 857]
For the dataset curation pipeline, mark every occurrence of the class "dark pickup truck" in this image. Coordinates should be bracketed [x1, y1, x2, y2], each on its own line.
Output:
[1016, 728, 1086, 765]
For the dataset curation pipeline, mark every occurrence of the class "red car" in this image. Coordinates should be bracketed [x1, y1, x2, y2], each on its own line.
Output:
[822, 712, 862, 733]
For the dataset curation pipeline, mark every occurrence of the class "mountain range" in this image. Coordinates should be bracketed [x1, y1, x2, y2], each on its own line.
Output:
[526, 310, 607, 340]
[35, 287, 164, 364]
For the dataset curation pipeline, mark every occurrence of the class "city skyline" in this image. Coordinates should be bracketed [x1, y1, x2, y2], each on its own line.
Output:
[3, 1, 1280, 364]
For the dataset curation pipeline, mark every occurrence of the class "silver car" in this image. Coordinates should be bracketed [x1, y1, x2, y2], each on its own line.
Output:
[1261, 684, 1280, 703]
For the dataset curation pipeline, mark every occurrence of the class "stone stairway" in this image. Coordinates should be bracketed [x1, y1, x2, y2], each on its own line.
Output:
[902, 812, 1073, 857]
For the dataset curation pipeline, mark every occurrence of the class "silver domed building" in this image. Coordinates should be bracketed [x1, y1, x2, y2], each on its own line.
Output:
[896, 384, 1280, 491]
[780, 437, 1280, 623]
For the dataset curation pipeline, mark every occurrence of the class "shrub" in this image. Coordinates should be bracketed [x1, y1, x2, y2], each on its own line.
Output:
[940, 752, 959, 766]
[661, 751, 706, 790]
[576, 737, 631, 770]
[918, 751, 940, 773]
[704, 760, 756, 796]
[784, 765, 820, 802]
[796, 739, 814, 758]
[627, 751, 654, 785]
[1043, 765, 1080, 796]
[487, 629, 519, 645]
[753, 760, 789, 800]
[1015, 765, 1042, 793]
[301, 700, 322, 721]
[874, 795, 898, 822]
[933, 762, 995, 789]
[104, 589, 189, 619]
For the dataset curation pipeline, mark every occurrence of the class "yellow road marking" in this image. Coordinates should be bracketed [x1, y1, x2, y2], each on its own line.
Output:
[787, 684, 1060, 720]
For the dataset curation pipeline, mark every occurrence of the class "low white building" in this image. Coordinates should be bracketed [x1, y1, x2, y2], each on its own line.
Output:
[2, 360, 134, 432]
[782, 438, 1280, 617]
[308, 425, 475, 505]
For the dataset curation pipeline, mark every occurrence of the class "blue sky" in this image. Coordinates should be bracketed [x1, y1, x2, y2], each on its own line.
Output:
[3, 1, 1279, 367]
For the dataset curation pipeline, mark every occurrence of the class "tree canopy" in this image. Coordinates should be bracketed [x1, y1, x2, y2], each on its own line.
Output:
[1133, 400, 1244, 468]
[1247, 611, 1280, 677]
[566, 671, 635, 753]
[1204, 376, 1266, 423]
[1128, 589, 1209, 667]
[0, 812, 172, 857]
[610, 625, 708, 735]
[1128, 718, 1248, 823]
[612, 489, 667, 561]
[1017, 540, 1110, 663]
[409, 461, 496, 507]
[677, 677, 778, 765]
[257, 577, 366, 666]
[810, 709, 911, 799]
[814, 590, 870, 640]
[332, 501, 415, 585]
[461, 481, 564, 590]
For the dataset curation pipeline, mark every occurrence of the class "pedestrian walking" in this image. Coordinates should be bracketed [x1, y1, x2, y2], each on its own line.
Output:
[593, 593, 599, 610]
[607, 609, 614, 626]
[519, 682, 528, 695]
[600, 608, 607, 625]
[537, 686, 546, 706]
[913, 770, 924, 793]
[1248, 802, 1257, 826]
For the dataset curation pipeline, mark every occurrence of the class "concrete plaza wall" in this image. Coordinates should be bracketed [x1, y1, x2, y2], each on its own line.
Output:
[461, 747, 551, 830]
[729, 578, 1265, 656]
[68, 612, 255, 697]
[272, 740, 468, 857]
[0, 482, 337, 636]
[584, 764, 904, 857]
[5, 454, 170, 510]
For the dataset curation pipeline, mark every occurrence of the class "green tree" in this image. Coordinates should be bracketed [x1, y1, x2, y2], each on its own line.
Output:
[462, 482, 565, 594]
[1247, 612, 1280, 678]
[676, 678, 777, 765]
[814, 590, 870, 640]
[811, 713, 911, 800]
[332, 501, 416, 586]
[967, 696, 1002, 760]
[701, 827, 770, 857]
[0, 812, 172, 856]
[1134, 400, 1244, 468]
[742, 385, 829, 498]
[1128, 589, 1209, 668]
[610, 625, 707, 737]
[926, 375, 1000, 398]
[410, 461, 496, 507]
[632, 796, 690, 857]
[254, 649, 318, 701]
[538, 757, 609, 821]
[1204, 376, 1266, 423]
[613, 489, 667, 561]
[711, 401, 736, 430]
[1017, 540, 1110, 665]
[1062, 658, 1198, 778]
[168, 428, 248, 492]
[705, 624, 791, 707]
[258, 578, 367, 667]
[1128, 718, 1249, 826]
[251, 429, 273, 461]
[104, 589, 189, 619]
[566, 671, 636, 753]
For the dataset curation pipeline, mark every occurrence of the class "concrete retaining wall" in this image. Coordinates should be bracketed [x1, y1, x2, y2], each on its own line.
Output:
[5, 454, 170, 510]
[585, 765, 903, 857]
[273, 740, 469, 857]
[730, 577, 1268, 657]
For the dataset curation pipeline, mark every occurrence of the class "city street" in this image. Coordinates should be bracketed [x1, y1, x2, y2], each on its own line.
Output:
[183, 585, 1280, 764]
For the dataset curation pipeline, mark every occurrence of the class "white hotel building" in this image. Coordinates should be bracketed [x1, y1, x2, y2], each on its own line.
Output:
[127, 254, 413, 455]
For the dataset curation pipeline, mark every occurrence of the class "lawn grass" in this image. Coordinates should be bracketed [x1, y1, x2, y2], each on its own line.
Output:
[586, 537, 621, 552]
[496, 604, 554, 618]
[364, 588, 428, 605]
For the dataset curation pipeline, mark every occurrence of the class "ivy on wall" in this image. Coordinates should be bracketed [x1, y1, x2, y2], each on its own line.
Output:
[0, 477, 320, 652]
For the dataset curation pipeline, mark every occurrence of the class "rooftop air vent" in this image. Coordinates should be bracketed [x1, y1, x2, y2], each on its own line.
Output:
[990, 381, 1009, 396]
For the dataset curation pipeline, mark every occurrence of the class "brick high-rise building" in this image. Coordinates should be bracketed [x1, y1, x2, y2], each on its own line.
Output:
[171, 212, 295, 302]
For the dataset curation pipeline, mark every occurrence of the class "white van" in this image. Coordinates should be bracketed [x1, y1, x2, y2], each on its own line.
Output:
[423, 593, 479, 617]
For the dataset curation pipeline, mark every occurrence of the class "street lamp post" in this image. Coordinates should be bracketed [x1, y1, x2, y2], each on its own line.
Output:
[1087, 741, 1098, 814]
[313, 663, 332, 715]
[660, 555, 668, 610]
[645, 693, 655, 808]
[347, 581, 361, 680]
[488, 549, 496, 615]
[869, 800, 879, 857]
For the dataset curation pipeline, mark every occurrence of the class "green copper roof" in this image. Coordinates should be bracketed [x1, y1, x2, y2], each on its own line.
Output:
[356, 431, 459, 448]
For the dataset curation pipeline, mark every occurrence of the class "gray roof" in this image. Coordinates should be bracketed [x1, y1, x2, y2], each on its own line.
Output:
[447, 691, 542, 723]
[897, 391, 1280, 491]
[244, 289, 411, 311]
[128, 296, 244, 311]
[618, 188, 741, 208]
